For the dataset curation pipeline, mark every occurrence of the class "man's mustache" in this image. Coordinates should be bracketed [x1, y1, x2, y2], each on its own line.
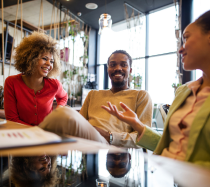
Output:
[111, 70, 125, 76]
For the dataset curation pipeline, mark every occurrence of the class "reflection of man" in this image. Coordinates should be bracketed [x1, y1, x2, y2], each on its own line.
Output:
[40, 50, 152, 148]
[106, 152, 131, 178]
[10, 155, 57, 187]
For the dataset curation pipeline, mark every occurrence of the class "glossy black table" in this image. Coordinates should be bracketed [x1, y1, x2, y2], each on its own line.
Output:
[2, 148, 208, 187]
[1, 122, 210, 187]
[1, 149, 147, 187]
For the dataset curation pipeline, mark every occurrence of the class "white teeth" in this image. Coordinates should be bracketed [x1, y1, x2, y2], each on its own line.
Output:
[42, 68, 48, 71]
[115, 74, 122, 76]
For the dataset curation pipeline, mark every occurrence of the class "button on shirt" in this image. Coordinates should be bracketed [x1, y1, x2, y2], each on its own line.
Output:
[161, 77, 210, 160]
[4, 74, 68, 126]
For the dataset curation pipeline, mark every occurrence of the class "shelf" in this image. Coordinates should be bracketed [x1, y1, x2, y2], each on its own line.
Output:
[9, 19, 45, 32]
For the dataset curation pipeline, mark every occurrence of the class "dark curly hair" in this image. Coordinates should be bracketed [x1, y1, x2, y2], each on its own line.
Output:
[14, 32, 60, 78]
[195, 10, 210, 33]
[107, 50, 132, 68]
[10, 156, 58, 187]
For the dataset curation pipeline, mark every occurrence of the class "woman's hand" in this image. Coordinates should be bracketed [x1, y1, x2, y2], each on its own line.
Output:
[101, 102, 145, 134]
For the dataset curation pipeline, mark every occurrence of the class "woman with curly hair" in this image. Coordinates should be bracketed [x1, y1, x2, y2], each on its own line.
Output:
[4, 32, 68, 126]
[10, 155, 58, 187]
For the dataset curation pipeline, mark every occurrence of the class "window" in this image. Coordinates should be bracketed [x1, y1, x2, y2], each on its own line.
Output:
[147, 5, 177, 104]
[148, 6, 177, 56]
[148, 54, 177, 104]
[99, 17, 146, 65]
[98, 4, 177, 104]
[192, 0, 210, 80]
[193, 0, 210, 21]
[97, 65, 105, 90]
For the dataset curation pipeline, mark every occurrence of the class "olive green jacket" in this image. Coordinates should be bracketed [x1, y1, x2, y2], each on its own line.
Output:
[136, 84, 210, 168]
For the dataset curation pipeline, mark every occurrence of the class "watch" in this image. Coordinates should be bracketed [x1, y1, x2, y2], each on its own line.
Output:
[108, 131, 113, 145]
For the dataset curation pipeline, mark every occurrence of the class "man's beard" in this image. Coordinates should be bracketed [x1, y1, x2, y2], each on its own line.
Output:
[111, 80, 126, 88]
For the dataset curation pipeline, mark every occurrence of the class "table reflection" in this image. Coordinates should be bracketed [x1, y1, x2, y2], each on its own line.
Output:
[0, 148, 209, 187]
[106, 152, 131, 178]
[0, 148, 182, 187]
[1, 149, 143, 187]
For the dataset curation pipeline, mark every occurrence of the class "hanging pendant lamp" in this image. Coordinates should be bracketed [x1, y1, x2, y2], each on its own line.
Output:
[98, 13, 112, 35]
[98, 0, 112, 35]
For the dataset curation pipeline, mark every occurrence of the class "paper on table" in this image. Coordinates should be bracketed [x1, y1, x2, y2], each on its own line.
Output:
[0, 126, 62, 149]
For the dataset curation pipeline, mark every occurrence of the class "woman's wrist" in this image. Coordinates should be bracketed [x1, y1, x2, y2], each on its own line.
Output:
[132, 118, 145, 135]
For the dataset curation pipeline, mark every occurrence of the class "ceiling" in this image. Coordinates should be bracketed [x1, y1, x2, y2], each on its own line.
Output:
[1, 1, 65, 28]
[48, 0, 174, 29]
[4, 0, 174, 29]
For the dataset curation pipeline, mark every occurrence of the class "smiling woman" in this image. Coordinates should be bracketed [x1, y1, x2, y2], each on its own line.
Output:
[4, 32, 68, 126]
[14, 32, 60, 78]
[102, 10, 210, 167]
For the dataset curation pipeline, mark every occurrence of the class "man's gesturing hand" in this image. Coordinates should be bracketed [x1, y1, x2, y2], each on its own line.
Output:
[101, 102, 145, 134]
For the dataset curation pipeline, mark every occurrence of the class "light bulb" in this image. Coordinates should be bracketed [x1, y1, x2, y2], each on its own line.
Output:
[103, 19, 108, 27]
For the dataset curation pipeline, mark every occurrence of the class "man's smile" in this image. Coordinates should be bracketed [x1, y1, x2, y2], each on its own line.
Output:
[111, 72, 125, 78]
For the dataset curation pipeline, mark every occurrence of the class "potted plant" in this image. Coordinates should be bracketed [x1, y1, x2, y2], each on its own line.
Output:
[63, 70, 73, 84]
[80, 55, 88, 67]
[132, 74, 142, 89]
[80, 75, 88, 86]
[72, 67, 78, 75]
[70, 67, 79, 81]
[76, 92, 82, 102]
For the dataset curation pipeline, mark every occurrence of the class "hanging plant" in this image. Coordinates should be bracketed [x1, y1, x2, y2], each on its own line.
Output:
[72, 67, 78, 75]
[132, 74, 142, 89]
[63, 70, 73, 85]
[80, 74, 88, 85]
[81, 26, 91, 67]
[69, 21, 79, 65]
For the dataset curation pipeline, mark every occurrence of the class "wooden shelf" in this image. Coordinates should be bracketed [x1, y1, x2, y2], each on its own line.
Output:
[9, 19, 45, 32]
[44, 20, 77, 30]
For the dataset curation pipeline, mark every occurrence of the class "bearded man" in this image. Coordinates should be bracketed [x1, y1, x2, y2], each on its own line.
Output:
[40, 50, 152, 148]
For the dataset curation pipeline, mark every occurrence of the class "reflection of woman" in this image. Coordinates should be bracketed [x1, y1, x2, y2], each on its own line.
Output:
[11, 155, 58, 187]
[102, 11, 210, 168]
[4, 32, 68, 126]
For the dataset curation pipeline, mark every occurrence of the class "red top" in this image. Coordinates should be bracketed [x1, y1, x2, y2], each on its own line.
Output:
[4, 74, 68, 126]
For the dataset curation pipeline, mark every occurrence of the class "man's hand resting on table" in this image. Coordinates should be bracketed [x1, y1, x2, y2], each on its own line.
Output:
[101, 102, 145, 135]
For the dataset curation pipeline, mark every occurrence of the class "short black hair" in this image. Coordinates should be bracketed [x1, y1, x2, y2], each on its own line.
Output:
[106, 161, 131, 178]
[195, 10, 210, 33]
[107, 50, 132, 68]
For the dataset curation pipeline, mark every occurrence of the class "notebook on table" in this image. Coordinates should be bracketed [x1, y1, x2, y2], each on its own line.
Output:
[0, 126, 76, 150]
